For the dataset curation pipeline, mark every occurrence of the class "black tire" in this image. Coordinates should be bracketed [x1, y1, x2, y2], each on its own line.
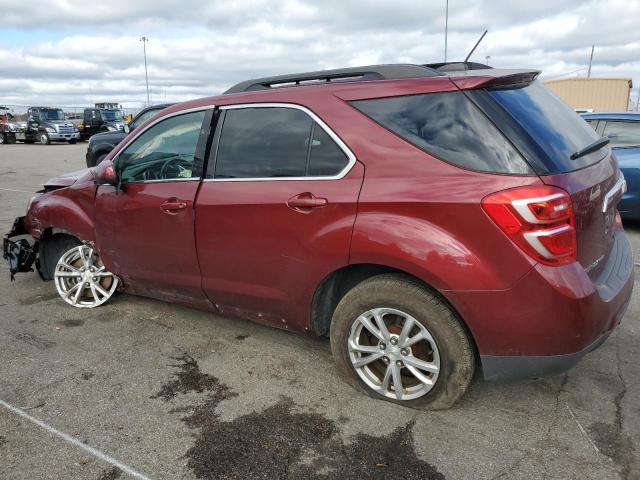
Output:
[40, 234, 82, 280]
[39, 132, 50, 145]
[7, 134, 16, 144]
[330, 273, 475, 410]
[94, 153, 107, 166]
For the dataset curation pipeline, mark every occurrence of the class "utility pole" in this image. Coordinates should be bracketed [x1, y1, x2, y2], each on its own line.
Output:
[444, 0, 449, 62]
[587, 45, 594, 78]
[140, 36, 150, 105]
[485, 55, 491, 66]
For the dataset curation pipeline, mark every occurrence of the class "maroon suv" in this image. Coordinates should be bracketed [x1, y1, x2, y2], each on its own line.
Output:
[5, 63, 634, 409]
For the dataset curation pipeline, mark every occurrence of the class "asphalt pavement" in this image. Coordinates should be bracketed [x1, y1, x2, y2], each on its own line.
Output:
[0, 143, 638, 479]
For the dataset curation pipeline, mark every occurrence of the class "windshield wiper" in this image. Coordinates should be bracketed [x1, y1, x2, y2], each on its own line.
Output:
[570, 137, 610, 160]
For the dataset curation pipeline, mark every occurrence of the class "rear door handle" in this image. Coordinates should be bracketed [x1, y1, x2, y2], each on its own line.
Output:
[160, 198, 188, 214]
[287, 193, 328, 212]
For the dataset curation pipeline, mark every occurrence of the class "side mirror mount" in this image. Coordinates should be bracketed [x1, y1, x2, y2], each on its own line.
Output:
[94, 159, 118, 187]
[124, 123, 131, 134]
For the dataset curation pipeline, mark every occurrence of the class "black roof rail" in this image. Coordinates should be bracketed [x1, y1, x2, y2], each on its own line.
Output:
[224, 64, 442, 94]
[424, 62, 492, 72]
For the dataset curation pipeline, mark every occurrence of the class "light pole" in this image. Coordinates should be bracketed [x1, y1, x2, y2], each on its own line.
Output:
[444, 0, 449, 62]
[140, 36, 150, 105]
[485, 55, 491, 66]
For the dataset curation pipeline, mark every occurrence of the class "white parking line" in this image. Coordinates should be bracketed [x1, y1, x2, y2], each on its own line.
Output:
[0, 187, 34, 193]
[0, 399, 153, 480]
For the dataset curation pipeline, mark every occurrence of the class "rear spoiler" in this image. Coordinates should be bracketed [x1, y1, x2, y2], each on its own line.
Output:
[449, 70, 541, 91]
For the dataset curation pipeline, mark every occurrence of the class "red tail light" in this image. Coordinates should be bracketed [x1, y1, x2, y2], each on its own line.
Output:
[482, 186, 576, 266]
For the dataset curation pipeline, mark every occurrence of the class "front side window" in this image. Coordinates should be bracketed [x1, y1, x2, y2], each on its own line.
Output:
[352, 92, 532, 175]
[211, 106, 351, 179]
[118, 110, 206, 183]
[603, 121, 640, 148]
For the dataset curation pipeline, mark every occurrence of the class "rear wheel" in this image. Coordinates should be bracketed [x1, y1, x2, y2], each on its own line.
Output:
[40, 133, 50, 145]
[54, 244, 119, 308]
[330, 274, 475, 410]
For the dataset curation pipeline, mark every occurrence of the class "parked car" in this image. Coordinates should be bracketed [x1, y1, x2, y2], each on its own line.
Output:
[85, 104, 173, 167]
[14, 107, 80, 145]
[4, 63, 633, 409]
[582, 112, 640, 220]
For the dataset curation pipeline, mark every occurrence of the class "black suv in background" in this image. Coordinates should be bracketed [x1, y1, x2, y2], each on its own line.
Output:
[85, 103, 173, 167]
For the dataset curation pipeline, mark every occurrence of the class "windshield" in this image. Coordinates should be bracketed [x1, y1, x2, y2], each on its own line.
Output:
[100, 110, 123, 121]
[489, 81, 607, 173]
[40, 109, 65, 121]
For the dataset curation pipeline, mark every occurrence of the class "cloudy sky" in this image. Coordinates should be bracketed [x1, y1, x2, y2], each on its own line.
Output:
[1, 0, 639, 110]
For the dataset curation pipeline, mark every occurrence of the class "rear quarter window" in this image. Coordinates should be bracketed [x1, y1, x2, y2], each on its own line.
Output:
[603, 121, 640, 148]
[351, 92, 533, 175]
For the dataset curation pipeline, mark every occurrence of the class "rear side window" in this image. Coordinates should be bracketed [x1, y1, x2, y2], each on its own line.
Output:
[212, 106, 351, 179]
[351, 92, 532, 174]
[308, 124, 349, 176]
[603, 121, 640, 148]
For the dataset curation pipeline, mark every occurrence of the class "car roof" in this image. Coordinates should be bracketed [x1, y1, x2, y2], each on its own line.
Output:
[161, 64, 540, 116]
[581, 112, 640, 121]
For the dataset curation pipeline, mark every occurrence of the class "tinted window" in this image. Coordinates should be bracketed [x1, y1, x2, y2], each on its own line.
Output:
[214, 107, 313, 178]
[603, 121, 640, 148]
[352, 92, 531, 174]
[131, 109, 159, 130]
[308, 124, 349, 176]
[490, 82, 606, 172]
[118, 110, 205, 183]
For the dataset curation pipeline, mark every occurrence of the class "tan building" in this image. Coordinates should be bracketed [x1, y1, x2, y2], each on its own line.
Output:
[544, 77, 633, 112]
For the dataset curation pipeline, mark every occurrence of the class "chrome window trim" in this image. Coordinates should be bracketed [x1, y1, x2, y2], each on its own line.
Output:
[112, 105, 213, 184]
[204, 102, 357, 182]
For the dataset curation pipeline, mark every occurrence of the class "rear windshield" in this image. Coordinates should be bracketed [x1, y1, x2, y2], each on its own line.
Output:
[351, 92, 533, 175]
[489, 82, 607, 172]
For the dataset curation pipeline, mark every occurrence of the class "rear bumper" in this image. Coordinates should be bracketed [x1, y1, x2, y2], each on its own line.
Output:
[447, 229, 634, 380]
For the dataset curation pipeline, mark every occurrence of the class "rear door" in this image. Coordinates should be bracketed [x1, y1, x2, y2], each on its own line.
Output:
[195, 104, 363, 330]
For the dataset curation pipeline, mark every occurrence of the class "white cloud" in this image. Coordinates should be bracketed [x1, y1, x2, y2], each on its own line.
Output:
[0, 0, 638, 109]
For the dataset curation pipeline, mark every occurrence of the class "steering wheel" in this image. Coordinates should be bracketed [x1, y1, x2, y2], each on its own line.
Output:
[160, 156, 192, 179]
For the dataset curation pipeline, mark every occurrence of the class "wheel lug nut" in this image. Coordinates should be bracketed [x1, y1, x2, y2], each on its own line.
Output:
[379, 343, 386, 350]
[396, 360, 403, 367]
[382, 356, 390, 364]
[84, 282, 89, 286]
[400, 348, 409, 356]
[390, 337, 398, 345]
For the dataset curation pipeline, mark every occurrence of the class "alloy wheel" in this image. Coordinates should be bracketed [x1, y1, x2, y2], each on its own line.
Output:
[348, 307, 440, 401]
[54, 245, 119, 308]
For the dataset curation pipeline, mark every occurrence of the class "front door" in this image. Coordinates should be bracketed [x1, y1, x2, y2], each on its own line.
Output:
[94, 108, 213, 308]
[195, 104, 364, 329]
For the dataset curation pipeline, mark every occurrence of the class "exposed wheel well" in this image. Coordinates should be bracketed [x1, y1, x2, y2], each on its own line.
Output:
[38, 229, 81, 280]
[310, 263, 479, 359]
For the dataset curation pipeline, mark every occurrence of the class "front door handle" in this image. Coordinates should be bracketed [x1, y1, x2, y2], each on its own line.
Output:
[287, 193, 328, 212]
[160, 198, 188, 215]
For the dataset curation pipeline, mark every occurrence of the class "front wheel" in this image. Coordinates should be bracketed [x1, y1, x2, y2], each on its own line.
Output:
[40, 133, 50, 145]
[53, 244, 119, 308]
[330, 274, 475, 410]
